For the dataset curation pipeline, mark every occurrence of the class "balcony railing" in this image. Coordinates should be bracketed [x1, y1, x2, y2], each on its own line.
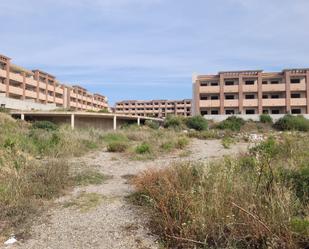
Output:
[290, 98, 307, 106]
[262, 98, 286, 106]
[200, 100, 220, 108]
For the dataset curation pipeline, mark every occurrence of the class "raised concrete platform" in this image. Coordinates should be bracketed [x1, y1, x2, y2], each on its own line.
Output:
[10, 111, 163, 130]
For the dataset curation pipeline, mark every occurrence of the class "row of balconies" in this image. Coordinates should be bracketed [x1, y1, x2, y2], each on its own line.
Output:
[200, 98, 308, 108]
[200, 83, 307, 93]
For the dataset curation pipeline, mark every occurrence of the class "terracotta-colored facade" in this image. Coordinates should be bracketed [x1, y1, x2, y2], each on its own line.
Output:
[0, 54, 109, 111]
[115, 99, 192, 118]
[192, 69, 309, 115]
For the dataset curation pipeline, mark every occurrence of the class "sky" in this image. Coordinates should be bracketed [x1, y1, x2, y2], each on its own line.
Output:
[0, 0, 309, 105]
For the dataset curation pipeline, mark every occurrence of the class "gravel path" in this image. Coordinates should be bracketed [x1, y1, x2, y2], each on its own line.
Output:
[3, 139, 248, 249]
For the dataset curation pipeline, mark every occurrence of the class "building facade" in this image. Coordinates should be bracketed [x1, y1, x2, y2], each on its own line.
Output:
[192, 69, 309, 116]
[115, 99, 192, 118]
[0, 54, 109, 111]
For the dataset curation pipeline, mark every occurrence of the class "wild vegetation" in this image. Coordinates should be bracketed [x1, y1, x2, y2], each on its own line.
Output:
[132, 134, 309, 249]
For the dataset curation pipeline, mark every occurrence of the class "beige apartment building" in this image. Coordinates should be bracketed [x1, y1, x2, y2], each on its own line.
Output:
[192, 69, 309, 116]
[0, 54, 108, 111]
[115, 99, 192, 118]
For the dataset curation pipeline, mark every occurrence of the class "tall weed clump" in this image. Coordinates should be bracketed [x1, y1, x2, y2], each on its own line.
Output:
[133, 135, 309, 248]
[274, 114, 309, 131]
[185, 115, 208, 131]
[217, 116, 245, 131]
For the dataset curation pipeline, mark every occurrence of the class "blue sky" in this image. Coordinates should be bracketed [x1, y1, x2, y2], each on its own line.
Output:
[1, 0, 308, 105]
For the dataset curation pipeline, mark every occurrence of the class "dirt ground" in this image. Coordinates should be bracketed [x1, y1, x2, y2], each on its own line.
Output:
[3, 139, 248, 249]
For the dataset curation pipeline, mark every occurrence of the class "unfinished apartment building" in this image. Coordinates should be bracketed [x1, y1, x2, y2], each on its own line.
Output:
[115, 99, 192, 118]
[192, 69, 309, 116]
[0, 54, 109, 111]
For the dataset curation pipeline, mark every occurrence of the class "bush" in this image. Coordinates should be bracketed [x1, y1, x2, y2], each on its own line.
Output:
[185, 115, 208, 131]
[107, 141, 128, 152]
[217, 116, 245, 131]
[164, 115, 183, 129]
[274, 114, 309, 131]
[260, 113, 273, 123]
[145, 120, 160, 129]
[175, 137, 189, 149]
[32, 120, 58, 131]
[135, 142, 151, 154]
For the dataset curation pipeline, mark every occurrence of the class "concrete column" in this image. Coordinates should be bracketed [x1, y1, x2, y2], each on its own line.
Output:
[71, 114, 75, 130]
[137, 117, 140, 126]
[306, 70, 309, 114]
[5, 61, 10, 97]
[285, 71, 291, 114]
[21, 113, 25, 121]
[219, 75, 225, 114]
[113, 115, 117, 130]
[45, 78, 48, 104]
[22, 72, 26, 100]
[35, 71, 39, 102]
[238, 75, 243, 114]
[53, 81, 56, 102]
[257, 72, 263, 114]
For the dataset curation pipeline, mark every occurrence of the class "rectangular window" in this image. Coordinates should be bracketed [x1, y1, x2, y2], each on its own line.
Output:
[200, 82, 208, 86]
[262, 81, 268, 85]
[271, 109, 280, 114]
[246, 109, 255, 114]
[245, 80, 255, 85]
[225, 110, 235, 115]
[291, 93, 301, 98]
[210, 95, 219, 100]
[291, 78, 300, 84]
[201, 110, 208, 115]
[200, 95, 208, 100]
[271, 80, 279, 84]
[211, 110, 219, 115]
[291, 109, 301, 114]
[225, 81, 234, 86]
[210, 82, 219, 86]
[271, 94, 279, 99]
[225, 95, 235, 100]
[262, 95, 268, 99]
[245, 95, 255, 99]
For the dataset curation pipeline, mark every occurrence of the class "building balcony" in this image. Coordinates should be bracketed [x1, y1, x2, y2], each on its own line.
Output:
[55, 97, 63, 104]
[224, 99, 239, 107]
[25, 78, 37, 87]
[48, 95, 54, 102]
[9, 72, 23, 83]
[47, 84, 54, 91]
[243, 99, 258, 107]
[262, 98, 286, 106]
[25, 90, 37, 99]
[200, 100, 220, 108]
[223, 85, 239, 93]
[39, 93, 46, 100]
[200, 85, 220, 93]
[0, 83, 5, 92]
[290, 83, 306, 91]
[9, 86, 23, 96]
[0, 69, 6, 78]
[39, 82, 46, 89]
[55, 87, 63, 94]
[243, 84, 258, 92]
[262, 84, 286, 92]
[290, 98, 307, 106]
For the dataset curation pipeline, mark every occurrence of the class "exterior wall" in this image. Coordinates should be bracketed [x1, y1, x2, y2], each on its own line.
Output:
[193, 69, 309, 116]
[115, 99, 192, 118]
[0, 54, 109, 111]
[203, 114, 309, 122]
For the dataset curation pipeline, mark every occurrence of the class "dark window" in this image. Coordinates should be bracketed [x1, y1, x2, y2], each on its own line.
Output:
[210, 95, 219, 100]
[200, 95, 208, 100]
[271, 80, 279, 84]
[291, 93, 301, 98]
[200, 82, 208, 86]
[291, 109, 301, 114]
[225, 95, 235, 100]
[291, 78, 300, 84]
[271, 95, 279, 99]
[245, 80, 255, 85]
[225, 81, 234, 86]
[225, 110, 235, 115]
[271, 109, 280, 114]
[201, 110, 208, 115]
[210, 82, 219, 86]
[262, 81, 268, 85]
[211, 110, 219, 115]
[245, 95, 255, 99]
[246, 109, 255, 114]
[262, 95, 268, 99]
[263, 110, 269, 114]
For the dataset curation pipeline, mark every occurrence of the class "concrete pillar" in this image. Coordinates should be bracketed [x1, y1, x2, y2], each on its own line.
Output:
[238, 75, 243, 114]
[113, 115, 117, 130]
[22, 72, 26, 100]
[257, 72, 263, 114]
[71, 114, 75, 130]
[306, 71, 309, 114]
[5, 60, 10, 97]
[219, 74, 225, 114]
[35, 71, 39, 102]
[285, 71, 291, 114]
[137, 117, 140, 126]
[21, 113, 25, 121]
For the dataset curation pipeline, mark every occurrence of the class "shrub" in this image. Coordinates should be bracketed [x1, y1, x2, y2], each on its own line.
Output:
[98, 108, 109, 113]
[260, 113, 273, 123]
[185, 115, 208, 131]
[221, 137, 234, 149]
[107, 141, 128, 152]
[274, 114, 309, 131]
[175, 137, 189, 149]
[164, 115, 183, 129]
[145, 120, 160, 129]
[135, 142, 151, 154]
[32, 120, 58, 131]
[102, 133, 128, 143]
[217, 116, 245, 131]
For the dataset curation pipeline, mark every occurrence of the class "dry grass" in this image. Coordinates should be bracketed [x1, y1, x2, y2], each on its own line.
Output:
[63, 192, 103, 212]
[132, 134, 309, 249]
